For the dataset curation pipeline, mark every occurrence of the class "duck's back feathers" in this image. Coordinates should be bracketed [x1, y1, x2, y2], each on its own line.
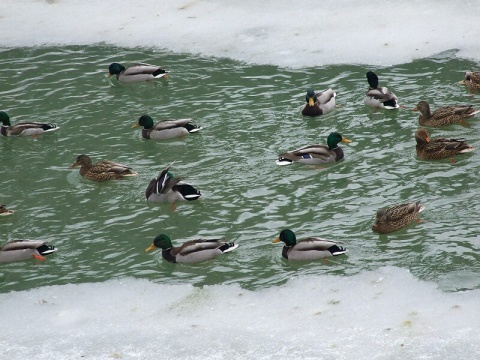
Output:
[285, 238, 347, 261]
[0, 240, 56, 263]
[146, 165, 201, 202]
[302, 88, 337, 117]
[1, 122, 59, 136]
[414, 101, 479, 126]
[415, 128, 474, 160]
[172, 240, 238, 264]
[277, 144, 340, 165]
[372, 201, 425, 234]
[148, 119, 202, 140]
[364, 71, 399, 110]
[69, 155, 138, 182]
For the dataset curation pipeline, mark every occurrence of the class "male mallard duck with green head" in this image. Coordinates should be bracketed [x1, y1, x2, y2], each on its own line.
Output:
[132, 115, 202, 140]
[276, 132, 351, 165]
[372, 201, 425, 234]
[146, 164, 201, 203]
[302, 88, 336, 117]
[415, 128, 474, 162]
[69, 155, 138, 182]
[364, 71, 399, 110]
[0, 111, 59, 136]
[0, 240, 56, 263]
[145, 234, 238, 264]
[108, 62, 169, 83]
[460, 71, 480, 94]
[272, 229, 347, 261]
[413, 101, 479, 127]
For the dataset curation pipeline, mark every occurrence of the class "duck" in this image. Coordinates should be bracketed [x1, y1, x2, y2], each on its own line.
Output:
[69, 155, 138, 182]
[145, 233, 238, 264]
[276, 132, 351, 166]
[108, 62, 169, 83]
[364, 71, 399, 110]
[146, 163, 201, 203]
[0, 240, 56, 263]
[0, 111, 59, 136]
[0, 205, 14, 216]
[460, 71, 480, 94]
[272, 229, 347, 261]
[413, 101, 479, 127]
[132, 115, 202, 140]
[302, 88, 336, 117]
[372, 201, 425, 234]
[415, 128, 474, 162]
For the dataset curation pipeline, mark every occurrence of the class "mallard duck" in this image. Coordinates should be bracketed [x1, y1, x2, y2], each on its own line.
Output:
[460, 71, 480, 94]
[0, 240, 56, 263]
[272, 229, 347, 261]
[413, 101, 479, 127]
[276, 132, 351, 166]
[372, 201, 425, 234]
[146, 164, 201, 202]
[108, 62, 168, 83]
[0, 205, 14, 216]
[132, 115, 202, 140]
[145, 233, 238, 264]
[415, 128, 474, 162]
[364, 71, 399, 110]
[69, 155, 138, 182]
[302, 88, 336, 117]
[0, 111, 59, 136]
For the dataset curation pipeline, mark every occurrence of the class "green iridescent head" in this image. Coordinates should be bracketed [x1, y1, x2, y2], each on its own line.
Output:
[306, 88, 315, 98]
[145, 234, 173, 252]
[326, 132, 351, 149]
[137, 115, 154, 129]
[153, 234, 173, 249]
[273, 229, 297, 246]
[108, 63, 126, 76]
[0, 111, 11, 126]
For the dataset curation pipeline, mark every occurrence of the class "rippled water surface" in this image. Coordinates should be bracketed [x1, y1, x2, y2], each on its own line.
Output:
[0, 46, 479, 292]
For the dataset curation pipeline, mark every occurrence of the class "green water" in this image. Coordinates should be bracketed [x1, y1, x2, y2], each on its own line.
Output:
[0, 46, 478, 293]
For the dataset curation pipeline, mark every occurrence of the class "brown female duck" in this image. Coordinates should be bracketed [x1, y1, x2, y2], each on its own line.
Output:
[69, 155, 138, 182]
[372, 201, 425, 234]
[415, 128, 474, 162]
[413, 101, 479, 127]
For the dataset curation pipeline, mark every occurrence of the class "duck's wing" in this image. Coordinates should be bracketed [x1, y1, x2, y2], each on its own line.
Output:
[172, 238, 225, 256]
[91, 161, 137, 176]
[294, 238, 340, 251]
[146, 166, 181, 196]
[153, 119, 194, 130]
[5, 122, 58, 136]
[315, 88, 336, 105]
[429, 137, 474, 152]
[1, 240, 46, 251]
[123, 64, 162, 75]
[279, 144, 333, 162]
[367, 86, 398, 106]
[378, 202, 424, 222]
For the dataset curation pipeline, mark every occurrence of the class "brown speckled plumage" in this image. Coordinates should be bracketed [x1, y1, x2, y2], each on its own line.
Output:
[415, 128, 475, 161]
[372, 201, 425, 234]
[69, 155, 138, 182]
[413, 101, 479, 127]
